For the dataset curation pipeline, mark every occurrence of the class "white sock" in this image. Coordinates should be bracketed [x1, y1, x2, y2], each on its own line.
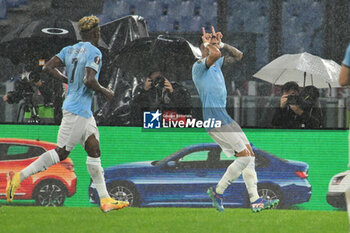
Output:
[86, 156, 110, 199]
[242, 157, 259, 203]
[20, 149, 60, 182]
[216, 156, 251, 194]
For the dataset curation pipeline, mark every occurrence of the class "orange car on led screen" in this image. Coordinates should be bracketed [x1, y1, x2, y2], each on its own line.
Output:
[0, 138, 77, 206]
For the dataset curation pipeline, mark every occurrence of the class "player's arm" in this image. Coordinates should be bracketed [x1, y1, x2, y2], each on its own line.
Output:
[83, 67, 114, 101]
[43, 56, 68, 84]
[222, 43, 243, 63]
[339, 65, 350, 86]
[215, 31, 243, 64]
[202, 27, 221, 68]
[206, 45, 221, 67]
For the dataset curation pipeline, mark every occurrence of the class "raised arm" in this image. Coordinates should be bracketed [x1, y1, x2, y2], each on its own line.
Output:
[202, 27, 222, 68]
[222, 43, 243, 63]
[42, 56, 68, 84]
[214, 31, 243, 64]
[83, 67, 114, 101]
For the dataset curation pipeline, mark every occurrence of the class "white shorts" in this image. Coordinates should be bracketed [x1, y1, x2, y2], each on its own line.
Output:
[57, 110, 100, 151]
[208, 121, 249, 157]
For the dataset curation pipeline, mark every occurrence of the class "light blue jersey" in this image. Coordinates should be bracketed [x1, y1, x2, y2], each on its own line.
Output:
[56, 42, 102, 118]
[343, 43, 350, 67]
[192, 56, 233, 128]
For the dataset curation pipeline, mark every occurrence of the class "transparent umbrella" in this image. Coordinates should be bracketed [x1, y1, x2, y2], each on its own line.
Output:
[253, 52, 341, 88]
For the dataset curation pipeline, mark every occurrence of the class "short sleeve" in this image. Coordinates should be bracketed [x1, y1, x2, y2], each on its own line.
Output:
[56, 46, 70, 64]
[216, 56, 224, 68]
[192, 58, 207, 79]
[86, 48, 102, 73]
[343, 43, 350, 67]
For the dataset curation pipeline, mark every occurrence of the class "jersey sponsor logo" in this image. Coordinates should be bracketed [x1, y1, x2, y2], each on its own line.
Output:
[41, 28, 69, 35]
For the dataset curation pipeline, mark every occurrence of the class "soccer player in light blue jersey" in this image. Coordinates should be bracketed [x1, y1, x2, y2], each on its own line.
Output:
[192, 26, 279, 212]
[6, 15, 129, 212]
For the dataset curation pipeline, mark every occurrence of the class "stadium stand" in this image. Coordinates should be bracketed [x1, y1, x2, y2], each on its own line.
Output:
[168, 0, 195, 18]
[227, 0, 269, 69]
[0, 0, 28, 19]
[97, 0, 217, 32]
[282, 0, 323, 55]
[0, 0, 7, 19]
[0, 0, 325, 71]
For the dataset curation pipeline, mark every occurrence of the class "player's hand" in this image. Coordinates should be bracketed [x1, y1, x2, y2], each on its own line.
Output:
[144, 78, 152, 91]
[2, 93, 8, 102]
[210, 26, 221, 48]
[290, 105, 304, 115]
[202, 27, 211, 44]
[211, 26, 222, 42]
[216, 31, 223, 43]
[163, 79, 173, 93]
[104, 88, 114, 101]
[280, 95, 288, 108]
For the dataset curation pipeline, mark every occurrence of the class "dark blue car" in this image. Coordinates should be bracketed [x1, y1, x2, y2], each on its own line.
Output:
[89, 143, 311, 208]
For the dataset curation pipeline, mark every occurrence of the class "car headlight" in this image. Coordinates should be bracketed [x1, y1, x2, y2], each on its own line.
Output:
[331, 175, 345, 185]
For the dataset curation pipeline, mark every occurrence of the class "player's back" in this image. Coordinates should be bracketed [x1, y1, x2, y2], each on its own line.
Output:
[57, 41, 102, 118]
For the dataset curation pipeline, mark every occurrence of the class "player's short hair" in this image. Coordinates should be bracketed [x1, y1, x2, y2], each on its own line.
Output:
[281, 81, 299, 93]
[78, 15, 100, 33]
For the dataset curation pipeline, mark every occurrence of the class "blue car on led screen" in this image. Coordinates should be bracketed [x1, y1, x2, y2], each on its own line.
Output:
[89, 143, 311, 208]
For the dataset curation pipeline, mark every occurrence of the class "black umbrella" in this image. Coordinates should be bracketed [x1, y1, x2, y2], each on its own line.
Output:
[0, 17, 107, 66]
[113, 35, 201, 81]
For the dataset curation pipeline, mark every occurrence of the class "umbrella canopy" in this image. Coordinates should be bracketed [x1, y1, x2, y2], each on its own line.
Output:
[113, 35, 201, 81]
[0, 17, 107, 65]
[253, 52, 341, 88]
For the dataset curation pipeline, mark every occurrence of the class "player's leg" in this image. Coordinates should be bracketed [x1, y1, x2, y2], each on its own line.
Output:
[234, 122, 280, 211]
[206, 124, 251, 211]
[84, 134, 109, 199]
[6, 147, 64, 202]
[242, 159, 259, 203]
[232, 124, 260, 204]
[211, 124, 251, 195]
[83, 118, 129, 212]
[6, 111, 80, 202]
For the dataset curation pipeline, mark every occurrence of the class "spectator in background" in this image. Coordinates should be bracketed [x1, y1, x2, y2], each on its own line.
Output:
[130, 71, 192, 126]
[271, 81, 323, 128]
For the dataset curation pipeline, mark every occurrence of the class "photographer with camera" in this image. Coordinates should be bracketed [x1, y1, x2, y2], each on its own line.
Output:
[131, 71, 192, 125]
[271, 81, 323, 128]
[2, 69, 62, 124]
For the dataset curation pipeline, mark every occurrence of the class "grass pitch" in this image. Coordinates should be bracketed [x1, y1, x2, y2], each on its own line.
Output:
[0, 206, 347, 233]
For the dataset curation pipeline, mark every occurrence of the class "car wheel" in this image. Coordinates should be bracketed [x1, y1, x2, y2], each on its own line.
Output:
[33, 179, 67, 207]
[257, 184, 284, 209]
[107, 182, 140, 207]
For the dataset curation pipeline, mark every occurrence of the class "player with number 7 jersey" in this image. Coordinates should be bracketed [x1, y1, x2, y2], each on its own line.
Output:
[5, 15, 129, 213]
[57, 42, 102, 118]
